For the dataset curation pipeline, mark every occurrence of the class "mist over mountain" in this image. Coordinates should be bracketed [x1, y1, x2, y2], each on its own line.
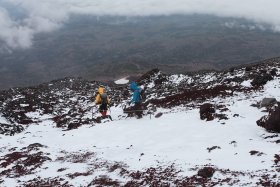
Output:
[1, 15, 280, 90]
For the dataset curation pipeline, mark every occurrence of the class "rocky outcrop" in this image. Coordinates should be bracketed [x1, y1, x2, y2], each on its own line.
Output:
[251, 73, 273, 87]
[257, 104, 280, 133]
[260, 98, 277, 108]
[0, 123, 24, 136]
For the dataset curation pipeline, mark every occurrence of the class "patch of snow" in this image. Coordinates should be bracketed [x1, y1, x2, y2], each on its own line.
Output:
[200, 73, 218, 83]
[263, 77, 280, 100]
[20, 104, 30, 107]
[0, 116, 9, 124]
[1, 97, 278, 174]
[115, 78, 129, 85]
[147, 81, 155, 88]
[241, 80, 252, 87]
[25, 111, 53, 120]
[168, 74, 192, 85]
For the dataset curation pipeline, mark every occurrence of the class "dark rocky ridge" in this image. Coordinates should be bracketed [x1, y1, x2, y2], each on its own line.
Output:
[0, 58, 280, 136]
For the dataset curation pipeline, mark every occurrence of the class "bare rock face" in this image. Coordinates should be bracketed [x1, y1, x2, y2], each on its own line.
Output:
[257, 104, 280, 133]
[200, 103, 215, 121]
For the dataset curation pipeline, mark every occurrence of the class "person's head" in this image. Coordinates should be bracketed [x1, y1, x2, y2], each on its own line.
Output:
[98, 87, 104, 94]
[130, 81, 138, 91]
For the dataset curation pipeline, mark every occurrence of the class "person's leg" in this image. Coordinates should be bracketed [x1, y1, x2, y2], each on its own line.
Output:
[101, 104, 108, 117]
[135, 102, 143, 118]
[124, 105, 133, 117]
[99, 105, 102, 114]
[101, 111, 106, 117]
[99, 104, 105, 117]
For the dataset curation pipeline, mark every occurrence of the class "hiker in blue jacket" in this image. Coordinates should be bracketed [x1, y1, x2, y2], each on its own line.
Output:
[124, 81, 143, 118]
[130, 81, 141, 104]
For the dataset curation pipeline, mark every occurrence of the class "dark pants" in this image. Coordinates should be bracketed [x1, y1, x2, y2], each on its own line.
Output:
[124, 102, 143, 118]
[99, 103, 108, 117]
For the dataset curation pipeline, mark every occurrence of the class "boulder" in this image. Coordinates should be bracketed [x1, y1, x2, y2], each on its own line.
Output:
[270, 68, 277, 76]
[260, 98, 277, 108]
[155, 112, 163, 118]
[257, 104, 280, 133]
[197, 167, 215, 178]
[200, 103, 215, 121]
[95, 117, 102, 124]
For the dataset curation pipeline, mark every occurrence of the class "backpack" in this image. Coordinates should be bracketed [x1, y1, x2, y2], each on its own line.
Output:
[100, 93, 108, 104]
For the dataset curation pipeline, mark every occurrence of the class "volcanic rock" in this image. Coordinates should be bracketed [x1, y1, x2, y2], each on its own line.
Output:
[257, 104, 280, 133]
[200, 103, 215, 121]
[197, 167, 215, 178]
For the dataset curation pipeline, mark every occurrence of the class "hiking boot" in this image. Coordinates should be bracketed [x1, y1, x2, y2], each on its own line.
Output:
[136, 114, 142, 119]
[106, 115, 113, 121]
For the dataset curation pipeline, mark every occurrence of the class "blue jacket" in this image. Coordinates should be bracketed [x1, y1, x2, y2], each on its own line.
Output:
[130, 82, 140, 103]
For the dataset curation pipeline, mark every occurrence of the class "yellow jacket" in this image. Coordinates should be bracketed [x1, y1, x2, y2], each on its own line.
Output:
[95, 87, 110, 105]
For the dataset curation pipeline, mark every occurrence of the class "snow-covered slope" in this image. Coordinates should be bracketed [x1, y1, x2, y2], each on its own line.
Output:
[0, 59, 280, 186]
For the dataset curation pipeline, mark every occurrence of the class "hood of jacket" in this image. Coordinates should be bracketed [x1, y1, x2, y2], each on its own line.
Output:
[130, 82, 139, 91]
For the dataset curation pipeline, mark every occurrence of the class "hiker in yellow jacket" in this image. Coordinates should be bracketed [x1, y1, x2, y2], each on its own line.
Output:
[95, 87, 110, 118]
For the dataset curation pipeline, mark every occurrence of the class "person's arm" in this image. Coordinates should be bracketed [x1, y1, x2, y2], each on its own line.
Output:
[95, 94, 101, 104]
[107, 96, 111, 104]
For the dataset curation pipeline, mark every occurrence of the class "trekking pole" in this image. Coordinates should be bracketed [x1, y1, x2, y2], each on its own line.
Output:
[123, 109, 146, 112]
[108, 105, 111, 114]
[148, 110, 152, 120]
[121, 103, 126, 110]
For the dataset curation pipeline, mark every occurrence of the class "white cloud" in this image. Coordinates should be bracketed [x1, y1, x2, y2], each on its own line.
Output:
[0, 0, 69, 49]
[1, 0, 280, 49]
[0, 7, 33, 49]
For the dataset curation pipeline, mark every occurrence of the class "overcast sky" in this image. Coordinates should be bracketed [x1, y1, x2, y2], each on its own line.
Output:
[0, 0, 280, 49]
